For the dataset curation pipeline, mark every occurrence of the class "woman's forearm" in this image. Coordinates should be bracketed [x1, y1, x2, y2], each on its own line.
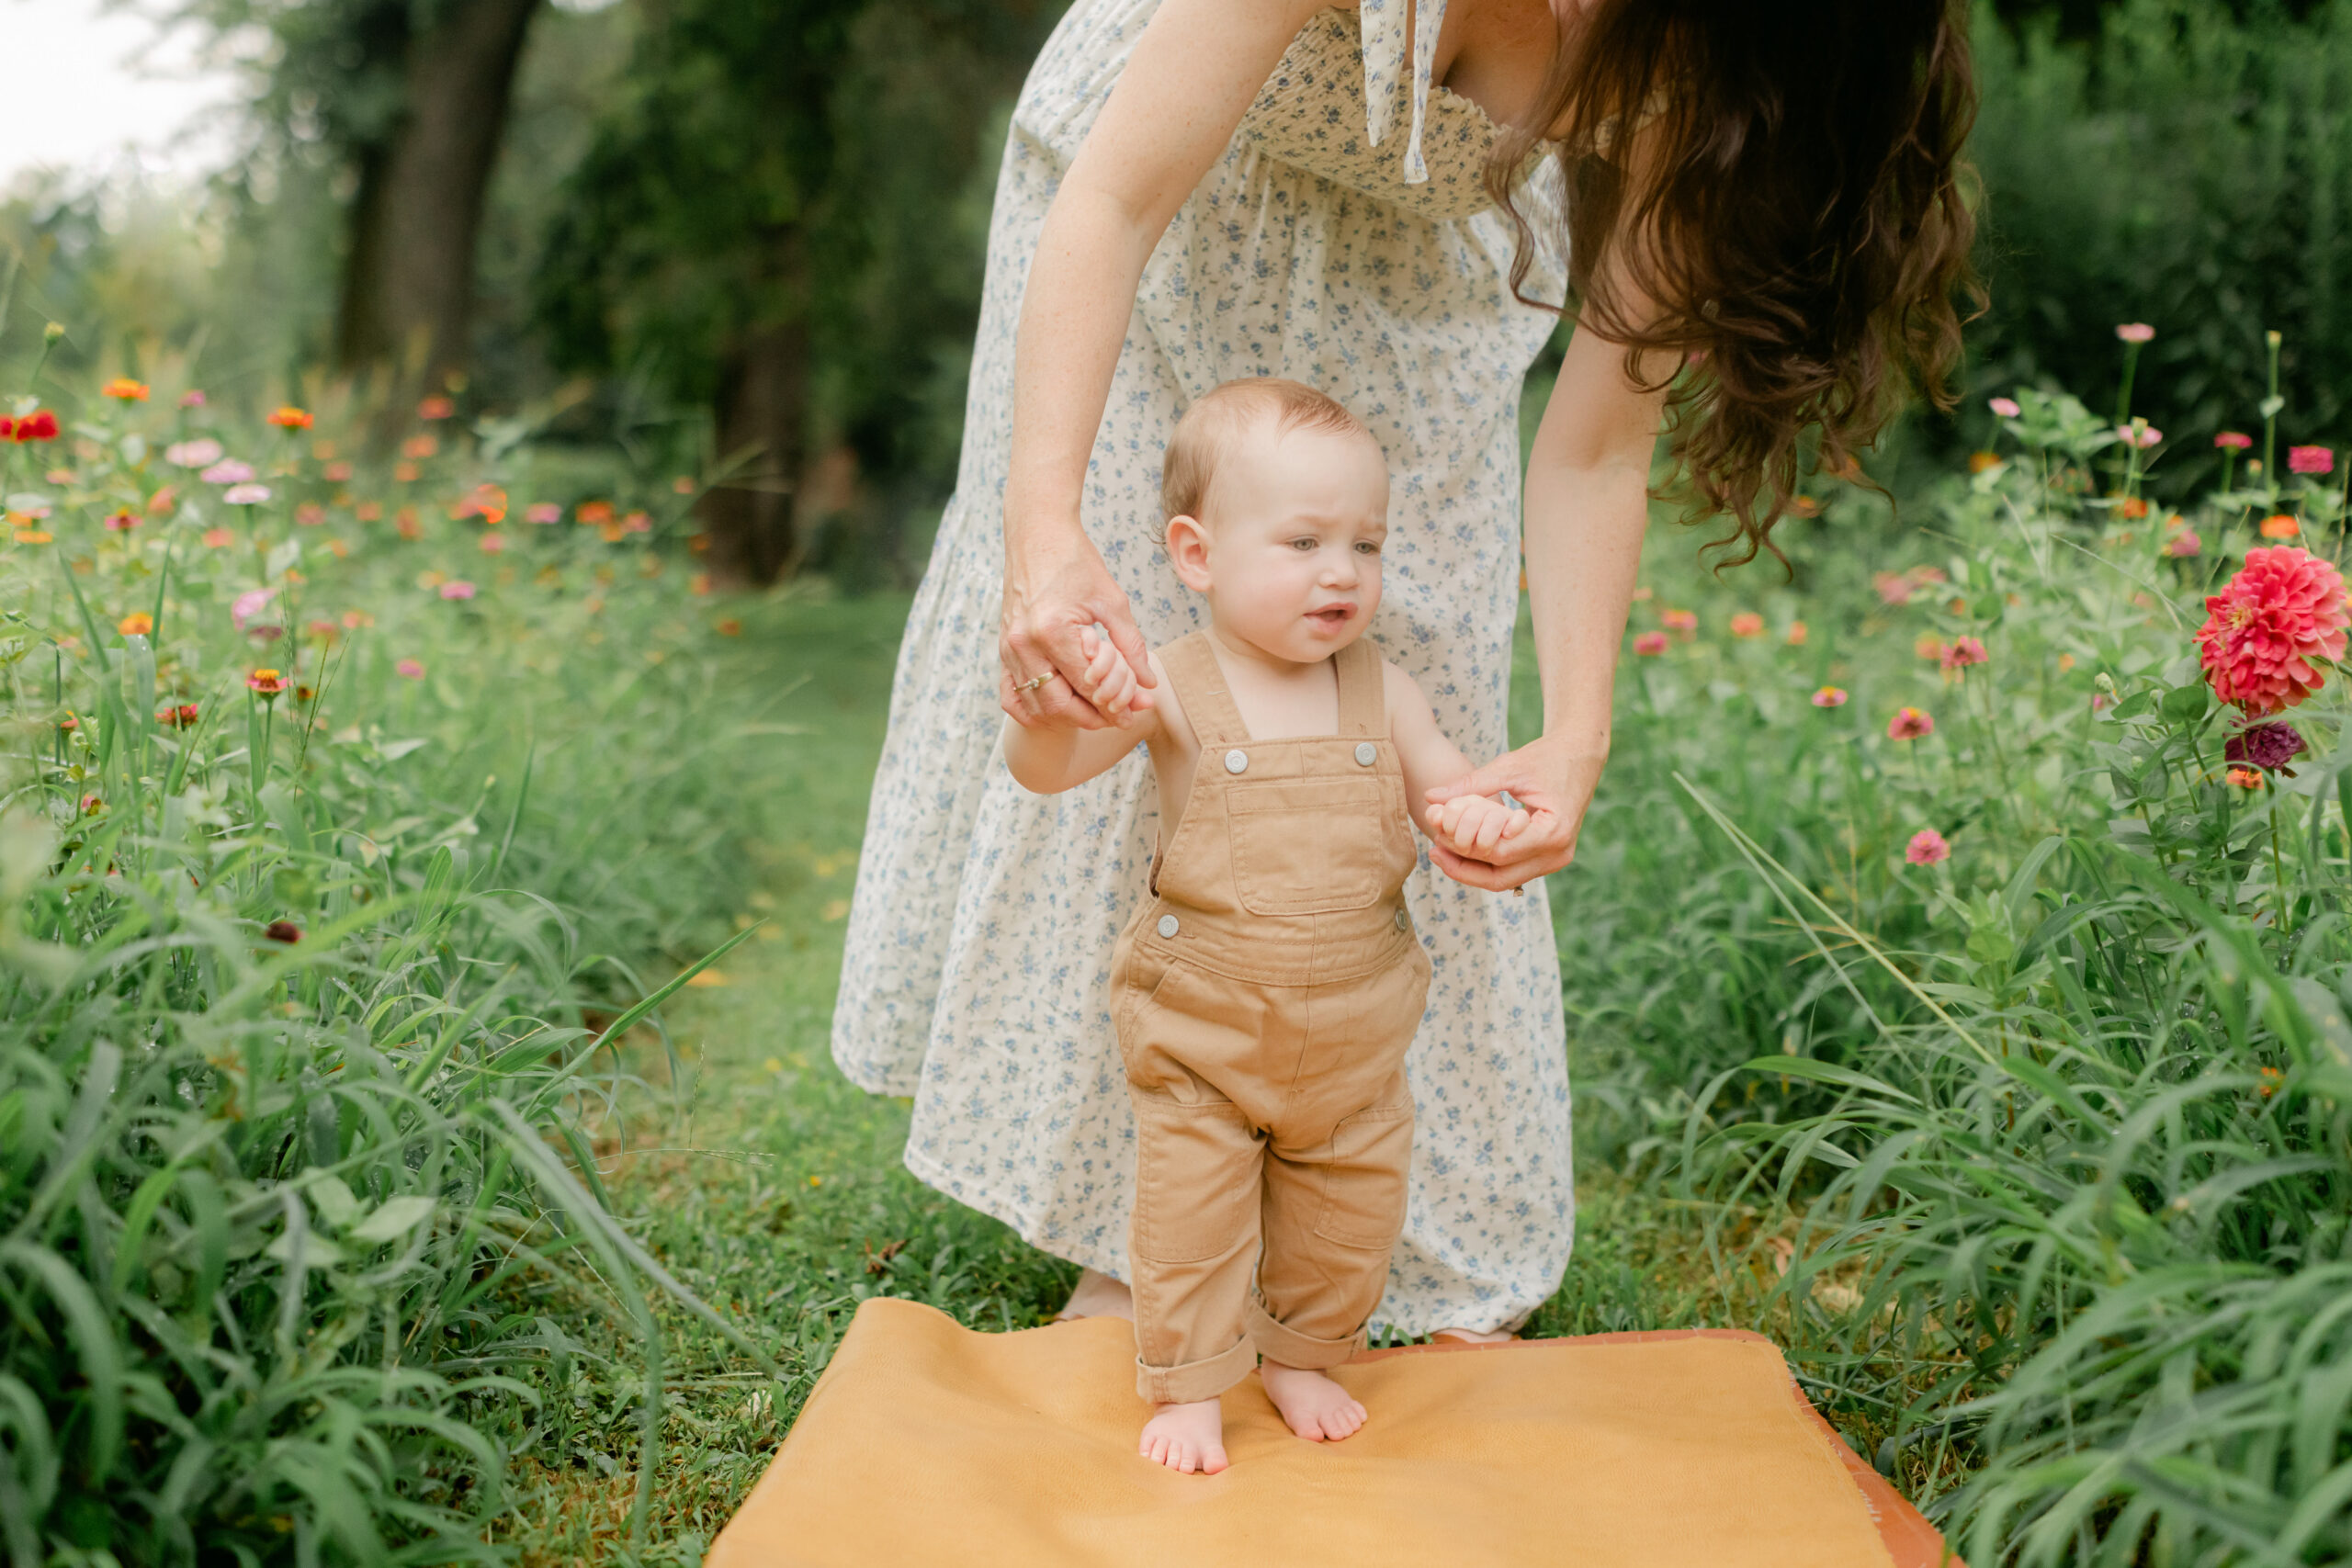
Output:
[1521, 446, 1648, 753]
[999, 0, 1325, 558]
[1002, 191, 1164, 553]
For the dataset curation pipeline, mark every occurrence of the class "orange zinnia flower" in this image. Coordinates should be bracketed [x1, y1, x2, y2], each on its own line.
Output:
[268, 405, 313, 430]
[103, 378, 150, 402]
[2260, 514, 2301, 539]
[118, 612, 153, 637]
[246, 668, 289, 695]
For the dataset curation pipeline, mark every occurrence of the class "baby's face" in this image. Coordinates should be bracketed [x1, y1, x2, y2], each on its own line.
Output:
[1169, 423, 1390, 666]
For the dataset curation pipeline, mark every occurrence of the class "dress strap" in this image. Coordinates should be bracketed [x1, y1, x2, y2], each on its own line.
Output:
[1335, 637, 1387, 738]
[1159, 632, 1252, 747]
[1358, 0, 1443, 186]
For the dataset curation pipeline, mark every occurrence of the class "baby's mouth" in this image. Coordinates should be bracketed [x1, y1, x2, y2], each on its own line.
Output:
[1307, 604, 1355, 629]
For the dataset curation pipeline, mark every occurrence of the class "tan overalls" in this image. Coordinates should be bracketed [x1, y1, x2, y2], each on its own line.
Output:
[1109, 631, 1431, 1405]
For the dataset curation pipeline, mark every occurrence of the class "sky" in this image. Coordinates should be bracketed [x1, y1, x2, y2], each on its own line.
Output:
[2, 0, 244, 190]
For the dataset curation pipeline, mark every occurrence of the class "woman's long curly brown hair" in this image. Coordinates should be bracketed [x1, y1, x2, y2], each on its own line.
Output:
[1490, 0, 1981, 566]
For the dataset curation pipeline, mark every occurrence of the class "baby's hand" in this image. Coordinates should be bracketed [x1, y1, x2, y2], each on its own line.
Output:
[1430, 793, 1530, 861]
[1076, 626, 1145, 726]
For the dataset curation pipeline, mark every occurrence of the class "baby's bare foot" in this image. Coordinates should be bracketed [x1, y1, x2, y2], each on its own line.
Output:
[1139, 1398, 1228, 1473]
[1259, 1360, 1368, 1442]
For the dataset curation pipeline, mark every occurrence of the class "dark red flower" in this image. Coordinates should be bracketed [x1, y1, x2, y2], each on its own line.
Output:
[264, 919, 302, 943]
[2225, 721, 2308, 773]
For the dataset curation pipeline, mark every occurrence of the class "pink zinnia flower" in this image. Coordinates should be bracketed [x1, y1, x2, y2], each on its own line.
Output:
[178, 389, 206, 409]
[2290, 445, 2334, 476]
[200, 459, 254, 485]
[1633, 631, 1668, 656]
[2195, 545, 2352, 715]
[480, 532, 506, 554]
[1888, 707, 1935, 740]
[2214, 431, 2254, 452]
[2165, 528, 2202, 558]
[2118, 424, 2163, 448]
[438, 580, 477, 601]
[222, 483, 271, 505]
[166, 438, 223, 468]
[526, 502, 561, 524]
[1988, 396, 2021, 418]
[231, 585, 280, 631]
[1811, 686, 1848, 707]
[1873, 572, 1914, 607]
[1940, 636, 1988, 671]
[1660, 609, 1697, 637]
[1905, 829, 1951, 865]
[2115, 322, 2155, 344]
[396, 658, 425, 679]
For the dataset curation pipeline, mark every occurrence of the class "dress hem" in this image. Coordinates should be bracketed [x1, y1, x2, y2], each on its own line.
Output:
[896, 1143, 1555, 1337]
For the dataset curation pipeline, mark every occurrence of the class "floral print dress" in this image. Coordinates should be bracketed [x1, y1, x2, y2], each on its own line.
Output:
[831, 0, 1576, 1334]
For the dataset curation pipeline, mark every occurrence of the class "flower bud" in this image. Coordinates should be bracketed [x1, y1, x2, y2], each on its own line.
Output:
[2094, 671, 2117, 694]
[42, 322, 64, 344]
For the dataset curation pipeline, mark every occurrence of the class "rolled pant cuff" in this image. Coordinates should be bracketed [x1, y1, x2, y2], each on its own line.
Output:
[1135, 1336, 1259, 1404]
[1247, 1296, 1368, 1370]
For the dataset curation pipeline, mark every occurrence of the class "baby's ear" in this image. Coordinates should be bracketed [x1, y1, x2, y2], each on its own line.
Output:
[1165, 514, 1215, 592]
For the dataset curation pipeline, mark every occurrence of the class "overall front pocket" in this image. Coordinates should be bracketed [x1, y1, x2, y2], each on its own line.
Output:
[1227, 777, 1388, 915]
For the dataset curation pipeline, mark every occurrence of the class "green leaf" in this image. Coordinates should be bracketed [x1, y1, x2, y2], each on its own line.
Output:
[2160, 682, 2211, 722]
[348, 1196, 435, 1245]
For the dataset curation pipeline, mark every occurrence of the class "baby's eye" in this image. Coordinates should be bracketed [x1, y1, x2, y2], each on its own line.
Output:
[1353, 539, 1381, 556]
[1289, 537, 1318, 552]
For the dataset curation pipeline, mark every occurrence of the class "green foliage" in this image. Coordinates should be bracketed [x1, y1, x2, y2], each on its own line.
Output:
[1573, 346, 2352, 1558]
[0, 329, 797, 1562]
[1972, 0, 2352, 458]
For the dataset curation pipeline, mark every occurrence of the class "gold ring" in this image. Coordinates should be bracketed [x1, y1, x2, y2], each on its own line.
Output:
[1013, 670, 1058, 694]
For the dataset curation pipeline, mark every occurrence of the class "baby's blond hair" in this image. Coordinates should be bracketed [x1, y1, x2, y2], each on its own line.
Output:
[1160, 377, 1370, 523]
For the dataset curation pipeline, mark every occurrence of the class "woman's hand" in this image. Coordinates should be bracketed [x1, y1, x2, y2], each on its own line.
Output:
[1422, 734, 1608, 891]
[998, 525, 1156, 729]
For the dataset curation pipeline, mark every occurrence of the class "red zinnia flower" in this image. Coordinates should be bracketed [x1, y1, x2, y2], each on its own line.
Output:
[2195, 545, 2352, 715]
[1633, 631, 1667, 657]
[11, 410, 59, 444]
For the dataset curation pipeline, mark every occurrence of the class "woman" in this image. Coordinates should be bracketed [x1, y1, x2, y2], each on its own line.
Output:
[834, 0, 1974, 1337]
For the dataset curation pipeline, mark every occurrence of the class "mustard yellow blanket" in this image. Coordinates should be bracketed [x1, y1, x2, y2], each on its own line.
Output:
[709, 1297, 1953, 1567]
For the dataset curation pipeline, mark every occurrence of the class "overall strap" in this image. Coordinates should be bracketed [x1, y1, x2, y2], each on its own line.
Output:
[1334, 637, 1388, 739]
[1159, 632, 1251, 747]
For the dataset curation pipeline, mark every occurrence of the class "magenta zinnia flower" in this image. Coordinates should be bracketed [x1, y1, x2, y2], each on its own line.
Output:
[1905, 829, 1951, 865]
[2215, 431, 2254, 452]
[2290, 445, 2335, 476]
[199, 459, 254, 484]
[1811, 686, 1849, 708]
[1940, 636, 1988, 672]
[438, 580, 477, 601]
[2196, 546, 2351, 715]
[1633, 631, 1667, 656]
[2165, 528, 2202, 558]
[1888, 707, 1935, 740]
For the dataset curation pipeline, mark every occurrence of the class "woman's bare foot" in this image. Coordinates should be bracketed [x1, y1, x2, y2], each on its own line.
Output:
[1430, 1325, 1517, 1345]
[1053, 1267, 1134, 1323]
[1259, 1360, 1368, 1441]
[1138, 1398, 1228, 1473]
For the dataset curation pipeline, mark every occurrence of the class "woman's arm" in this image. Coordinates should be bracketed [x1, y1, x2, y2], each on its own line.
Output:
[999, 0, 1329, 733]
[1423, 321, 1673, 892]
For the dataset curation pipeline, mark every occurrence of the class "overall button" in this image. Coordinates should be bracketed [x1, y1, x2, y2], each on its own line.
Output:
[1354, 741, 1377, 766]
[1394, 908, 1410, 931]
[1224, 750, 1249, 775]
[1157, 914, 1181, 939]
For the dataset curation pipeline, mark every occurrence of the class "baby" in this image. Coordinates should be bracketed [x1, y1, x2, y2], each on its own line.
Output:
[1002, 377, 1527, 1475]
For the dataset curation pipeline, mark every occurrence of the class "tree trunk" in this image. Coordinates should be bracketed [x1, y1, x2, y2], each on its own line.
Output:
[699, 234, 813, 588]
[335, 0, 542, 396]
